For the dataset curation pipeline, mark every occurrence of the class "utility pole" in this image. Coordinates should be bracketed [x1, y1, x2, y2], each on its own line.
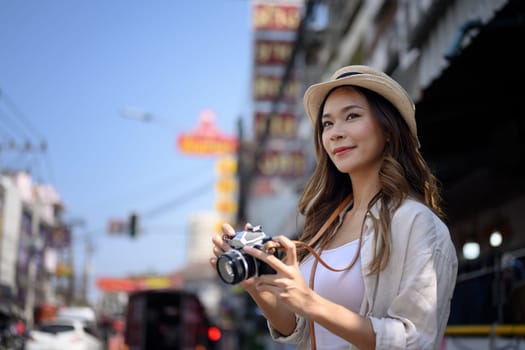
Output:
[62, 218, 85, 305]
[67, 230, 75, 305]
[81, 236, 94, 304]
[25, 201, 42, 328]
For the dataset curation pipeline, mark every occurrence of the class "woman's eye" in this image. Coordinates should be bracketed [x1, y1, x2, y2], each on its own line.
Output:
[322, 120, 332, 128]
[346, 113, 360, 120]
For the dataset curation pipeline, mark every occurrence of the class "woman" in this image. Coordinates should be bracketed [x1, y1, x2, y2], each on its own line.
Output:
[210, 65, 458, 350]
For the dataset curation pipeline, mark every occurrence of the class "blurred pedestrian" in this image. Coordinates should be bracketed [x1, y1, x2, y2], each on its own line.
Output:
[211, 65, 458, 350]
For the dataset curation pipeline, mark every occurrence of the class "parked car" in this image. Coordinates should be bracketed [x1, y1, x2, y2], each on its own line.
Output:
[56, 306, 97, 324]
[0, 302, 26, 350]
[124, 289, 221, 350]
[24, 318, 103, 350]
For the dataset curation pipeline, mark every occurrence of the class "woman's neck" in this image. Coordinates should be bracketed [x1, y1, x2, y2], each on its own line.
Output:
[348, 172, 381, 210]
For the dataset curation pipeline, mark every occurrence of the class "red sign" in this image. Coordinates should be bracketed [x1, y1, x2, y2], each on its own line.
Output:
[96, 275, 184, 292]
[176, 109, 238, 156]
[97, 278, 136, 292]
[253, 3, 301, 31]
[107, 219, 126, 234]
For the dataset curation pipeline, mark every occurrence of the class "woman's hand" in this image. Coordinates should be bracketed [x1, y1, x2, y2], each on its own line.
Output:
[242, 235, 315, 317]
[209, 222, 258, 290]
[210, 222, 236, 266]
[212, 231, 301, 336]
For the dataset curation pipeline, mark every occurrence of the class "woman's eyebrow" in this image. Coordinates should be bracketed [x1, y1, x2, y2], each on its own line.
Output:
[322, 104, 364, 119]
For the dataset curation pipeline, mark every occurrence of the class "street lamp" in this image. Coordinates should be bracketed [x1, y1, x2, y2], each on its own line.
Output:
[489, 230, 503, 248]
[118, 106, 153, 122]
[462, 241, 480, 260]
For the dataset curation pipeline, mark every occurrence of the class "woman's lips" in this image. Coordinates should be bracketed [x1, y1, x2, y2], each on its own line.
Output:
[333, 146, 355, 155]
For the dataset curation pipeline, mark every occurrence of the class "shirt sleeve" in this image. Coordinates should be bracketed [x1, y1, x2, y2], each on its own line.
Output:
[369, 203, 458, 350]
[267, 313, 309, 346]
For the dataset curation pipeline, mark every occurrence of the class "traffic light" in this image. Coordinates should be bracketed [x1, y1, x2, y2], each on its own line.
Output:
[128, 212, 139, 238]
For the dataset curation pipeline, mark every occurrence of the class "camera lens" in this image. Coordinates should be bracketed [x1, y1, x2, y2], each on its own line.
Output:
[216, 250, 256, 284]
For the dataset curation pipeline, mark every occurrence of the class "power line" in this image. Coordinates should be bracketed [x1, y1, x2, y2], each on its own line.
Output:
[0, 109, 32, 141]
[99, 162, 215, 209]
[70, 178, 216, 241]
[0, 88, 45, 141]
[0, 88, 55, 184]
[0, 110, 22, 140]
[141, 179, 215, 220]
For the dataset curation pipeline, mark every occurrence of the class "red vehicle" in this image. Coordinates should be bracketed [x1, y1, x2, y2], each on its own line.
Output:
[124, 289, 221, 350]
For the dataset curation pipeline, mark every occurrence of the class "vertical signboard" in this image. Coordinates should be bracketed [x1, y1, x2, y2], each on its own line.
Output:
[253, 2, 301, 31]
[176, 109, 239, 225]
[251, 1, 305, 195]
[215, 155, 238, 227]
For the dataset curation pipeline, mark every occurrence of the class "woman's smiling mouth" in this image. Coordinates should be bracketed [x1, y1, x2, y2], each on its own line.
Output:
[333, 146, 355, 156]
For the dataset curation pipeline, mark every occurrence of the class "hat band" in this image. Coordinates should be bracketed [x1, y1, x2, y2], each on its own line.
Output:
[336, 72, 362, 79]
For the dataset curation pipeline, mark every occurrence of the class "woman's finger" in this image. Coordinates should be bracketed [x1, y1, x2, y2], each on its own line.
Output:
[212, 245, 225, 257]
[243, 245, 284, 272]
[211, 234, 229, 253]
[272, 235, 297, 265]
[222, 223, 236, 238]
[211, 223, 237, 253]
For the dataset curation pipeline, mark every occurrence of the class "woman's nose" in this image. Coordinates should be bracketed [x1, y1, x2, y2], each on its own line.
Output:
[329, 123, 345, 140]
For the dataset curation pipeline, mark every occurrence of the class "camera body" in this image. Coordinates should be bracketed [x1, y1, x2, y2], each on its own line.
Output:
[216, 225, 277, 285]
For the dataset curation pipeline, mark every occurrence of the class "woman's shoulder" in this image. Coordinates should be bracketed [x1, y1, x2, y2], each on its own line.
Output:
[391, 197, 456, 252]
[393, 197, 440, 219]
[391, 197, 449, 235]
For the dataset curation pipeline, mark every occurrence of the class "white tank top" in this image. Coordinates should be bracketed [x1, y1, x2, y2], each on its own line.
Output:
[299, 239, 364, 350]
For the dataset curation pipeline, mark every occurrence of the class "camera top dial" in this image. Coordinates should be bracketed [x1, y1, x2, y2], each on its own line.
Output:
[226, 225, 269, 249]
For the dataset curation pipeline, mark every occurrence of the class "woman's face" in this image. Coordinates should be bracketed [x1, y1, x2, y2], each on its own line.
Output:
[321, 86, 386, 176]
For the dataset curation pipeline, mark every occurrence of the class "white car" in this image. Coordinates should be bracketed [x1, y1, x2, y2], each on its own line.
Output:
[24, 318, 103, 350]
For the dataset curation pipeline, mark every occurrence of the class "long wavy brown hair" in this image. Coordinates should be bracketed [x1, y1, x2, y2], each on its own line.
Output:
[297, 86, 444, 274]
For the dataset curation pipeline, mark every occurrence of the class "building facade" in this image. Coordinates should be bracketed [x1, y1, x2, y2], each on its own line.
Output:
[0, 172, 73, 326]
[234, 0, 525, 348]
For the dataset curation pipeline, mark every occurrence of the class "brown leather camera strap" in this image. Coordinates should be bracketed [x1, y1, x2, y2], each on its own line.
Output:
[262, 193, 361, 350]
[263, 194, 352, 257]
[305, 194, 356, 350]
[305, 194, 353, 249]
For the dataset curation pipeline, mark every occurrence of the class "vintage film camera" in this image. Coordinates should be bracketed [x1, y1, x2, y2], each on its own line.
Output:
[215, 225, 280, 285]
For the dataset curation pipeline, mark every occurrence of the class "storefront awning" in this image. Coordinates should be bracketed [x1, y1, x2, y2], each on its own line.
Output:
[414, 0, 525, 220]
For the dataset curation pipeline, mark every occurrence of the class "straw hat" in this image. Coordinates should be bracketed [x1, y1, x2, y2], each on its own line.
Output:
[303, 65, 418, 143]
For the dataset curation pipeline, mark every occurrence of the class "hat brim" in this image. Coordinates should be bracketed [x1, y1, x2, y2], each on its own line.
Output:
[303, 73, 417, 140]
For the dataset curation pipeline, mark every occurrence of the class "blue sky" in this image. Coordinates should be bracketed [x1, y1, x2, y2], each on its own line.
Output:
[0, 0, 253, 302]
